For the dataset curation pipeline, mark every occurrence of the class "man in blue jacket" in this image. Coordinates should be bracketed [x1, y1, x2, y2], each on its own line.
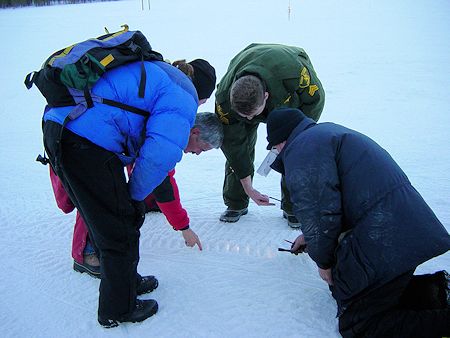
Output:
[266, 108, 450, 337]
[42, 59, 222, 327]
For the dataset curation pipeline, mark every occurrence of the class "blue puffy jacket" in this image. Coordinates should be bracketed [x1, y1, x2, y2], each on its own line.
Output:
[44, 61, 198, 201]
[271, 116, 450, 314]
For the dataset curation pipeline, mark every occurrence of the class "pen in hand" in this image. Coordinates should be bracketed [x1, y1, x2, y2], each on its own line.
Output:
[278, 239, 307, 255]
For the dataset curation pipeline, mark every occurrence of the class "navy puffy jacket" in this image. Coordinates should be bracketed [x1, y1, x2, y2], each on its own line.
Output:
[271, 117, 450, 312]
[44, 61, 198, 201]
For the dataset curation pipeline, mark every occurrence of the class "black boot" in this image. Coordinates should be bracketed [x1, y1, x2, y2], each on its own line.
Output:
[98, 299, 158, 328]
[219, 208, 248, 222]
[283, 211, 301, 228]
[137, 275, 159, 295]
[436, 270, 450, 307]
[399, 270, 450, 310]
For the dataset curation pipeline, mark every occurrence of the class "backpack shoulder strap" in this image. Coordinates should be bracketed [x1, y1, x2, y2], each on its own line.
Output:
[102, 98, 149, 117]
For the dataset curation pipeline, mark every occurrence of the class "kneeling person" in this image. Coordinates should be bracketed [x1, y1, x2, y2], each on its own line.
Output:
[267, 107, 450, 337]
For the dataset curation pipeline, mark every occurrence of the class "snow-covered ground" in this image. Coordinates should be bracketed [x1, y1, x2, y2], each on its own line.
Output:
[0, 0, 449, 337]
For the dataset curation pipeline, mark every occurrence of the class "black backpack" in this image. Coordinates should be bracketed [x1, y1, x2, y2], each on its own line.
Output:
[25, 25, 163, 118]
[25, 25, 163, 165]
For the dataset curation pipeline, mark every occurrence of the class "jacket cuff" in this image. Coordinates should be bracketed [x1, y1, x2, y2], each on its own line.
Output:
[179, 225, 190, 231]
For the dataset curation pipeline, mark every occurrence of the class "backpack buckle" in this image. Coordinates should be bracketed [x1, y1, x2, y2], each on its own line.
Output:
[24, 71, 37, 89]
[81, 55, 90, 64]
[36, 154, 50, 165]
[128, 41, 141, 53]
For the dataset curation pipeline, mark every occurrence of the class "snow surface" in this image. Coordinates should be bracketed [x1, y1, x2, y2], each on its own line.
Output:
[0, 0, 449, 337]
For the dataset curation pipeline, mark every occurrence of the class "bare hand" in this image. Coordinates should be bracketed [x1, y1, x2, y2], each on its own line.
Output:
[247, 188, 275, 206]
[182, 228, 203, 251]
[318, 267, 333, 285]
[291, 234, 307, 254]
[240, 176, 274, 206]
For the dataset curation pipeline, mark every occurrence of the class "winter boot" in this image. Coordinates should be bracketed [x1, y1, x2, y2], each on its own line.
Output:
[137, 275, 159, 295]
[219, 208, 248, 222]
[283, 211, 301, 228]
[73, 253, 100, 279]
[437, 270, 450, 307]
[399, 270, 450, 309]
[98, 299, 158, 328]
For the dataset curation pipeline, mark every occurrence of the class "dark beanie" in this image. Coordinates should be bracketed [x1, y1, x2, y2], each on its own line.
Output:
[266, 108, 305, 150]
[189, 59, 217, 100]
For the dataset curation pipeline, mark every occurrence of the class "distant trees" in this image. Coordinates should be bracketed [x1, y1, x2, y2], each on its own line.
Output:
[0, 0, 118, 8]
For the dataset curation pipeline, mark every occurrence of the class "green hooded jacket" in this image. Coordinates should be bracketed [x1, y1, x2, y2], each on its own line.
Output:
[215, 43, 325, 179]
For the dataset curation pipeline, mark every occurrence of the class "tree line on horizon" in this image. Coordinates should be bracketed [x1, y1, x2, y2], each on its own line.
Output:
[1, 0, 117, 8]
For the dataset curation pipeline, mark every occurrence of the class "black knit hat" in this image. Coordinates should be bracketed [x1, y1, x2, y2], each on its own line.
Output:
[189, 59, 217, 100]
[266, 108, 305, 150]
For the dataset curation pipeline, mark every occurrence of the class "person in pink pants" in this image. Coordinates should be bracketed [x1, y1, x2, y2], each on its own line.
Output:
[49, 166, 194, 278]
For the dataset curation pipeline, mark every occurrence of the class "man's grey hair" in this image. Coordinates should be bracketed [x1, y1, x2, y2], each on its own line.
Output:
[195, 112, 224, 148]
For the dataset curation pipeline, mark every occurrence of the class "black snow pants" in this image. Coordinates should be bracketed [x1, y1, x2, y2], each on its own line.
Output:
[43, 121, 145, 319]
[339, 270, 450, 338]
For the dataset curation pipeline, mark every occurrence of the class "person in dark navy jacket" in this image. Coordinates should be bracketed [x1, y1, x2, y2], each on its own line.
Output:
[266, 107, 450, 337]
[42, 58, 222, 327]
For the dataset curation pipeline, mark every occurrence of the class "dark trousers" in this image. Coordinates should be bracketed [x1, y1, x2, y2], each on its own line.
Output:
[224, 169, 294, 212]
[43, 121, 144, 319]
[280, 175, 294, 214]
[222, 123, 257, 210]
[339, 270, 450, 338]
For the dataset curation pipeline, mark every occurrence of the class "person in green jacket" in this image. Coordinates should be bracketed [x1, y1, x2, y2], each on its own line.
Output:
[215, 43, 325, 226]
